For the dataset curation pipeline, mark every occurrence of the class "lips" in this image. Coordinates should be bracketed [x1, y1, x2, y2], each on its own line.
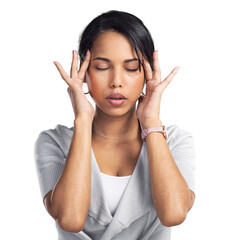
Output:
[106, 92, 127, 100]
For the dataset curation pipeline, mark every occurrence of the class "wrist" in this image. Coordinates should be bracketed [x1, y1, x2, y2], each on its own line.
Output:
[141, 125, 167, 141]
[140, 119, 163, 129]
[74, 115, 93, 126]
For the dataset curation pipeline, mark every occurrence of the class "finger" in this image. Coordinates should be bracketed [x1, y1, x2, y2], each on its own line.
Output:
[70, 50, 79, 79]
[78, 50, 91, 80]
[161, 66, 180, 89]
[53, 61, 72, 86]
[153, 50, 161, 81]
[142, 57, 153, 81]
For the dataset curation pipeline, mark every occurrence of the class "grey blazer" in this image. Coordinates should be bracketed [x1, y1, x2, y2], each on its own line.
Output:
[34, 124, 196, 240]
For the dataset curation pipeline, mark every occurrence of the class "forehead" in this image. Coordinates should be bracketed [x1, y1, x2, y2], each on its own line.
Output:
[91, 31, 139, 59]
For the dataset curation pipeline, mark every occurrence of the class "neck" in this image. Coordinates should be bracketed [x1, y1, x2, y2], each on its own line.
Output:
[92, 105, 142, 142]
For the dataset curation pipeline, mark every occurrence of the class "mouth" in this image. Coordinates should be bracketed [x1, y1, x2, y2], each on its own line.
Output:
[106, 92, 127, 100]
[106, 92, 127, 106]
[106, 98, 126, 106]
[107, 98, 125, 100]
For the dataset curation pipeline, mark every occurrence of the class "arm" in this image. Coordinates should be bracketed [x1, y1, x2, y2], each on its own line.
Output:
[142, 120, 195, 227]
[44, 117, 92, 233]
[44, 50, 94, 232]
[137, 50, 195, 227]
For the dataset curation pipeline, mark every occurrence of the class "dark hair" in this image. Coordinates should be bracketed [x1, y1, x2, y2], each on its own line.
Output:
[78, 10, 155, 72]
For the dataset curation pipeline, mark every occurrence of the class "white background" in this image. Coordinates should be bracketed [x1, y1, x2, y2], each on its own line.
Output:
[1, 0, 237, 239]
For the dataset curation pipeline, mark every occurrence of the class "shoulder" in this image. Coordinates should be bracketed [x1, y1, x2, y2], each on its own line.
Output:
[166, 125, 195, 150]
[166, 125, 196, 195]
[38, 124, 73, 138]
[35, 124, 74, 156]
[36, 124, 74, 141]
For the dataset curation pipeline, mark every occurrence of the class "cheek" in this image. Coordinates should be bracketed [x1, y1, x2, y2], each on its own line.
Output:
[85, 72, 105, 101]
[86, 71, 99, 90]
[131, 75, 145, 94]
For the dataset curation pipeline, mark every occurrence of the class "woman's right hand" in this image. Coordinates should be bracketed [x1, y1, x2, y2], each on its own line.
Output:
[53, 50, 95, 121]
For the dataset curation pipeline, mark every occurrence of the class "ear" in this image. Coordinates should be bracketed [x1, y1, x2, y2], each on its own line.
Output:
[143, 77, 147, 86]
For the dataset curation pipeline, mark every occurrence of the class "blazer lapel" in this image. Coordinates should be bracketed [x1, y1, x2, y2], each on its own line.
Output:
[87, 120, 156, 239]
[88, 149, 113, 225]
[90, 141, 155, 239]
[112, 141, 154, 224]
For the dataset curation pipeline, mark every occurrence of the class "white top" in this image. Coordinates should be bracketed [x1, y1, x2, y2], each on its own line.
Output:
[100, 172, 131, 217]
[35, 124, 196, 239]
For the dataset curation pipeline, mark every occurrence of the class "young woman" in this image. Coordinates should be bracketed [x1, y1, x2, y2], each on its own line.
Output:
[35, 10, 196, 240]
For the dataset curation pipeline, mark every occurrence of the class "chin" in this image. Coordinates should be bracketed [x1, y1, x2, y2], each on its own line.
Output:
[95, 104, 135, 118]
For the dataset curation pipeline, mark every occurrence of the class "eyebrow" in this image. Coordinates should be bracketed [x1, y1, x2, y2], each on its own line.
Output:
[92, 57, 139, 63]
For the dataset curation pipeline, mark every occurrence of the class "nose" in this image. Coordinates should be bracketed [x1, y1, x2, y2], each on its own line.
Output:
[110, 68, 122, 88]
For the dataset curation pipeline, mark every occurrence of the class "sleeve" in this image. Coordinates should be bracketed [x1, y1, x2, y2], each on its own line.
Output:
[34, 131, 66, 202]
[169, 126, 196, 196]
[141, 211, 171, 240]
[147, 224, 171, 240]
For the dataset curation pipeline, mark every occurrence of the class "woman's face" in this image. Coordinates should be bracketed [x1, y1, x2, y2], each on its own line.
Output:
[85, 31, 145, 117]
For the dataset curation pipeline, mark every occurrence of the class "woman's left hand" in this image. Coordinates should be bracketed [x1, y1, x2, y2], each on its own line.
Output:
[136, 50, 180, 128]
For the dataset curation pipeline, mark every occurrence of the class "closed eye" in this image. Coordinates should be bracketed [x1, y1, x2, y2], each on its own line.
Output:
[95, 67, 139, 72]
[126, 68, 139, 72]
[95, 67, 110, 71]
